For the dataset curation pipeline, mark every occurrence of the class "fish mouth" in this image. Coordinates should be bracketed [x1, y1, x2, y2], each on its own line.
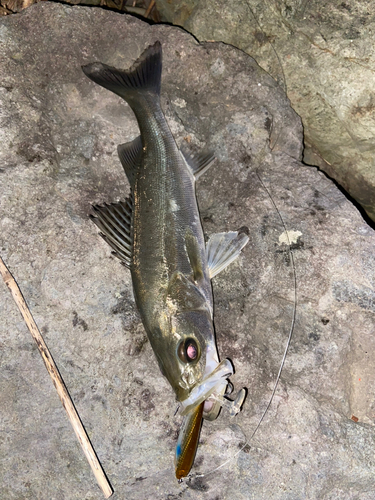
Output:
[174, 358, 232, 481]
[178, 348, 247, 420]
[175, 356, 246, 480]
[178, 358, 233, 416]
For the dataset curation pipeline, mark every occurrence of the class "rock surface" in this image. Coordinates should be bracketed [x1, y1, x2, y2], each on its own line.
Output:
[155, 0, 375, 223]
[0, 0, 161, 20]
[1, 3, 375, 499]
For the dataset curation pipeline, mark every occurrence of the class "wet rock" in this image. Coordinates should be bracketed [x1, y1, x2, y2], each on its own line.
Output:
[155, 0, 375, 222]
[1, 3, 375, 499]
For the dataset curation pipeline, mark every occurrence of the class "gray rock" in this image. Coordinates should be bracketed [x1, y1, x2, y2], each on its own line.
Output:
[1, 3, 375, 499]
[155, 0, 375, 223]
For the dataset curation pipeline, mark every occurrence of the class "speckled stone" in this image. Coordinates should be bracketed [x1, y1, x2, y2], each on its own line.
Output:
[1, 4, 375, 499]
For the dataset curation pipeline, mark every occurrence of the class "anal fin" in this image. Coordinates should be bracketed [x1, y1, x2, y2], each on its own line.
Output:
[206, 230, 249, 279]
[117, 135, 142, 188]
[181, 149, 215, 180]
[90, 197, 133, 268]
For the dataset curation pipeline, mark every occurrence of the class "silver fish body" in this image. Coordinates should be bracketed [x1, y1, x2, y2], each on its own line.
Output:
[131, 101, 217, 403]
[83, 42, 248, 478]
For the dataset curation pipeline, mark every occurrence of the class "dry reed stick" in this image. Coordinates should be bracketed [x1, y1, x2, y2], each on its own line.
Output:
[145, 0, 155, 18]
[0, 256, 113, 499]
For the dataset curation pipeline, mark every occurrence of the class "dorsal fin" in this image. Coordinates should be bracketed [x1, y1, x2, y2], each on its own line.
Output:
[117, 135, 143, 188]
[181, 149, 215, 179]
[90, 197, 133, 268]
[206, 230, 249, 278]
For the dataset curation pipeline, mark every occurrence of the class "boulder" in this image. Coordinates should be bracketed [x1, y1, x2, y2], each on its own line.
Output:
[1, 3, 375, 499]
[156, 0, 375, 223]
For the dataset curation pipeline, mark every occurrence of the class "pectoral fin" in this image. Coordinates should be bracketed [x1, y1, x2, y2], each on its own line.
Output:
[185, 230, 204, 283]
[206, 230, 249, 278]
[166, 271, 208, 313]
[90, 197, 133, 268]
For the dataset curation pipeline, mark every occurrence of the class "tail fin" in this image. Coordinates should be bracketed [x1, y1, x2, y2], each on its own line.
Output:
[82, 41, 162, 99]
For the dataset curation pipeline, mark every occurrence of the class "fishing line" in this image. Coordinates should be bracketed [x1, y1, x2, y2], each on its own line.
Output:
[244, 0, 288, 153]
[191, 168, 297, 479]
[245, 0, 287, 95]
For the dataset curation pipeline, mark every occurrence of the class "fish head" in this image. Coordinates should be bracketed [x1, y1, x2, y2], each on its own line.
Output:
[156, 307, 235, 415]
[163, 309, 214, 402]
[155, 271, 236, 413]
[156, 271, 220, 402]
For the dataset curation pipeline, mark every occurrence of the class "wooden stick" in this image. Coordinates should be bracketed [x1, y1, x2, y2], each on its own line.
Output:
[0, 256, 113, 499]
[145, 0, 155, 18]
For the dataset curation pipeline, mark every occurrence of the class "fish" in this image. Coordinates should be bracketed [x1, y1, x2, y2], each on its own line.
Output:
[82, 41, 248, 479]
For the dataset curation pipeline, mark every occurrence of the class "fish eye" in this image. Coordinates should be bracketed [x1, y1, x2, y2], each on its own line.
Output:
[177, 338, 200, 363]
